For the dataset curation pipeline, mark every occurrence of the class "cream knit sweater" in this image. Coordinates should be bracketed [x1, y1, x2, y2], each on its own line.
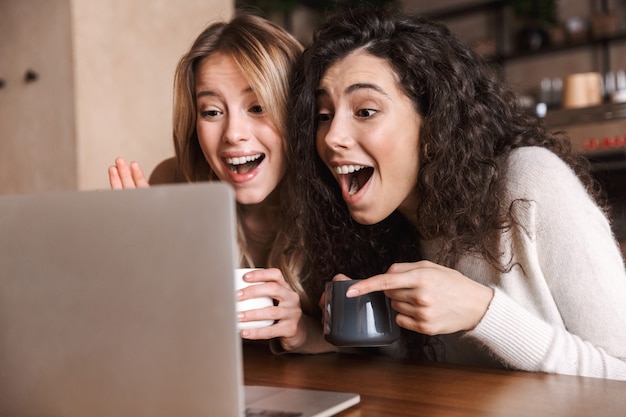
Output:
[421, 147, 626, 380]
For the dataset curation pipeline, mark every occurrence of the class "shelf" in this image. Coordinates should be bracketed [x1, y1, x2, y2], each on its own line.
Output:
[542, 103, 626, 172]
[543, 102, 626, 127]
[423, 0, 505, 20]
[423, 0, 625, 75]
[585, 148, 626, 172]
[500, 31, 626, 63]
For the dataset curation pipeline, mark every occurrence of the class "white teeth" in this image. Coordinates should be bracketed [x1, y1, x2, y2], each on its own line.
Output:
[226, 154, 262, 165]
[334, 164, 366, 175]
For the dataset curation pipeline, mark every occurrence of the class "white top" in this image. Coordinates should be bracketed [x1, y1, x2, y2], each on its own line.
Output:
[421, 147, 626, 380]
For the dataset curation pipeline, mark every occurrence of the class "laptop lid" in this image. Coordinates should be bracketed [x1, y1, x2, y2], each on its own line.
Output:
[0, 183, 243, 416]
[0, 183, 360, 417]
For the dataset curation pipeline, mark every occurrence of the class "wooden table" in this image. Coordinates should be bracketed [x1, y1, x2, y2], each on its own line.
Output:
[243, 341, 626, 417]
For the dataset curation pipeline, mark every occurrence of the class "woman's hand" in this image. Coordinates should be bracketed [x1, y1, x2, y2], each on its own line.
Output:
[108, 157, 150, 189]
[237, 268, 307, 352]
[344, 261, 494, 335]
[317, 273, 352, 311]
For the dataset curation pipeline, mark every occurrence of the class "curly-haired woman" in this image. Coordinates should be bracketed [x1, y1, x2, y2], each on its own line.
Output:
[287, 7, 626, 379]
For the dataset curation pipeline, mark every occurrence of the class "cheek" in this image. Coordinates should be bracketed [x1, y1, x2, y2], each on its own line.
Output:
[196, 123, 217, 151]
[196, 125, 221, 167]
[384, 134, 419, 180]
[271, 142, 288, 178]
[256, 124, 288, 176]
[259, 125, 286, 156]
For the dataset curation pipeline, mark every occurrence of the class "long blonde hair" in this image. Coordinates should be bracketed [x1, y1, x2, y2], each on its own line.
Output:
[171, 13, 311, 310]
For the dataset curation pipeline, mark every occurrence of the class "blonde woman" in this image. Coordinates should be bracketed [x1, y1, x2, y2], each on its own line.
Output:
[109, 13, 320, 352]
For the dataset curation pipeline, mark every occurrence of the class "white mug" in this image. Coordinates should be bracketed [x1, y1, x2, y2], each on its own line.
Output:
[234, 268, 273, 330]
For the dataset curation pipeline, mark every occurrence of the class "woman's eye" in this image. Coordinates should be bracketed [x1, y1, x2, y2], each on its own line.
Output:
[249, 105, 264, 114]
[356, 108, 377, 118]
[200, 109, 222, 118]
[317, 113, 333, 123]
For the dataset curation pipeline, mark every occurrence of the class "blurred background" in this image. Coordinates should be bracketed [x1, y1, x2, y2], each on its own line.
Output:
[2, 1, 626, 224]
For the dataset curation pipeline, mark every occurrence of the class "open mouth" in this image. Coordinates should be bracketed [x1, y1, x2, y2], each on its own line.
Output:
[225, 153, 265, 175]
[335, 165, 374, 196]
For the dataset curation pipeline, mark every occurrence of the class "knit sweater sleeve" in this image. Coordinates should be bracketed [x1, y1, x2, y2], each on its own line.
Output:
[466, 147, 626, 380]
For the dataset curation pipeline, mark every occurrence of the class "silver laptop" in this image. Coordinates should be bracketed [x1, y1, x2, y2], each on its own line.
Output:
[0, 183, 359, 417]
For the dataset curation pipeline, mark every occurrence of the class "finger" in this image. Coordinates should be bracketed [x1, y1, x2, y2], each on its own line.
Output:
[318, 291, 326, 311]
[238, 279, 291, 303]
[241, 325, 274, 340]
[239, 270, 287, 296]
[240, 321, 283, 340]
[390, 299, 420, 317]
[395, 312, 437, 335]
[387, 261, 424, 274]
[384, 287, 418, 304]
[347, 262, 440, 298]
[242, 268, 284, 285]
[238, 305, 278, 323]
[129, 161, 150, 188]
[332, 273, 352, 282]
[108, 166, 123, 189]
[240, 282, 301, 310]
[241, 269, 301, 306]
[113, 157, 137, 188]
[240, 309, 300, 340]
[345, 272, 412, 298]
[237, 281, 277, 301]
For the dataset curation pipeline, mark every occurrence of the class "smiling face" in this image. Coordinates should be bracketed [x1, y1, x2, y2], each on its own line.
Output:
[195, 52, 286, 206]
[315, 51, 422, 225]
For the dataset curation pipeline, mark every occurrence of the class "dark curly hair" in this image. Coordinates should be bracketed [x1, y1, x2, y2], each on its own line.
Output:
[284, 7, 606, 304]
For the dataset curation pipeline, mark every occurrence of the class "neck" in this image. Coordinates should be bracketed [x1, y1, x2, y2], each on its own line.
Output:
[397, 189, 420, 229]
[237, 188, 281, 267]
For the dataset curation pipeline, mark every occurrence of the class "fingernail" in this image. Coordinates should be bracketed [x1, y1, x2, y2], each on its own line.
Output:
[346, 288, 359, 297]
[236, 290, 243, 298]
[237, 312, 244, 319]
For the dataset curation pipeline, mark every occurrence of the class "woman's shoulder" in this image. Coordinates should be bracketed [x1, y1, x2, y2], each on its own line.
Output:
[508, 146, 566, 169]
[149, 157, 186, 185]
[506, 146, 575, 182]
[503, 146, 585, 201]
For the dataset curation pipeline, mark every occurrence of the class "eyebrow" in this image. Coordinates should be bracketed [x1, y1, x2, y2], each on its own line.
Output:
[196, 90, 218, 99]
[196, 87, 255, 99]
[316, 83, 389, 98]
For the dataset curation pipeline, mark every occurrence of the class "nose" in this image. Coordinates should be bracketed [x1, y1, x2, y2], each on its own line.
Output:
[321, 114, 352, 151]
[222, 110, 250, 144]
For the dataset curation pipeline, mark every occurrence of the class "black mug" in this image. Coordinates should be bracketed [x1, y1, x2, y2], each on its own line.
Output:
[323, 280, 400, 347]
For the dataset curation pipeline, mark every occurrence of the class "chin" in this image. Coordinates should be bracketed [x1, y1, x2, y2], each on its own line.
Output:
[235, 193, 266, 206]
[235, 188, 277, 206]
[350, 203, 400, 226]
[350, 211, 383, 226]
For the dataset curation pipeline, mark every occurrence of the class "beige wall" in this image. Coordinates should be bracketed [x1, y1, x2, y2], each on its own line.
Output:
[0, 0, 76, 194]
[0, 0, 233, 194]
